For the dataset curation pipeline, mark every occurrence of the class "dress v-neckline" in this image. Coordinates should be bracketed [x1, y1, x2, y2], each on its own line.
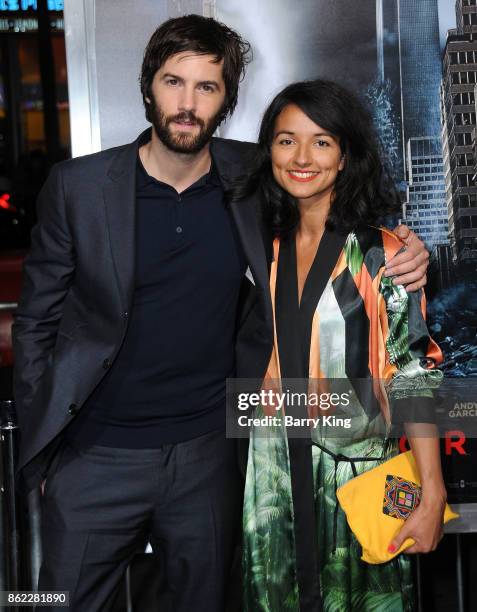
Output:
[275, 227, 347, 380]
[295, 232, 326, 310]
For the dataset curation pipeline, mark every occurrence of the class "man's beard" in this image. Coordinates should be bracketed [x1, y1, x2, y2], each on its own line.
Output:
[150, 98, 223, 154]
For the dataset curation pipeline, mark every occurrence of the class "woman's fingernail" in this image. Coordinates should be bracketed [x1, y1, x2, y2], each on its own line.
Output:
[388, 544, 396, 553]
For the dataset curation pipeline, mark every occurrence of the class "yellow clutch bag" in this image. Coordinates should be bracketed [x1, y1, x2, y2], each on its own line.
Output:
[336, 450, 459, 564]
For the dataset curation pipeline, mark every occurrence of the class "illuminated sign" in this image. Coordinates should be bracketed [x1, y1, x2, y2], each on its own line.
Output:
[0, 0, 63, 10]
[0, 17, 63, 31]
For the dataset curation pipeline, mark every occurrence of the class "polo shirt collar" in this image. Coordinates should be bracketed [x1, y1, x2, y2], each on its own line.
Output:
[136, 127, 221, 189]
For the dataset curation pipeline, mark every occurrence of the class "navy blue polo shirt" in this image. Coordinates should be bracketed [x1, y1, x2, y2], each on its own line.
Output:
[69, 152, 247, 447]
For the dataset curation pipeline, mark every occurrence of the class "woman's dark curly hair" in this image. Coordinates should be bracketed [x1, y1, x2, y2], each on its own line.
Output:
[234, 79, 400, 237]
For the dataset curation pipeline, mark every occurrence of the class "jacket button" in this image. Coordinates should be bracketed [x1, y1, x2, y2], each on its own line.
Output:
[103, 358, 112, 370]
[122, 311, 128, 319]
[68, 404, 78, 416]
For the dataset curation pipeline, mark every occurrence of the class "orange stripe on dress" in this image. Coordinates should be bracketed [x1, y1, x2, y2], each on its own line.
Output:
[426, 337, 443, 366]
[381, 227, 405, 261]
[308, 311, 328, 419]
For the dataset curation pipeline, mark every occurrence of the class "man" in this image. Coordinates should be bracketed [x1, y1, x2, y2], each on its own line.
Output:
[13, 14, 428, 612]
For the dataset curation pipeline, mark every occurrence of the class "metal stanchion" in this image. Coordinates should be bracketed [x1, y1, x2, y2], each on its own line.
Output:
[415, 554, 423, 612]
[0, 400, 21, 595]
[0, 434, 6, 597]
[456, 534, 465, 612]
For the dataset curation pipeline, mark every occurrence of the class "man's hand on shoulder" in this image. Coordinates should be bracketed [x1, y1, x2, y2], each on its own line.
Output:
[385, 225, 429, 292]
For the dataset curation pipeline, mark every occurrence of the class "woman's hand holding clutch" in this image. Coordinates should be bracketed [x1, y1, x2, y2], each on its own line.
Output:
[388, 481, 447, 555]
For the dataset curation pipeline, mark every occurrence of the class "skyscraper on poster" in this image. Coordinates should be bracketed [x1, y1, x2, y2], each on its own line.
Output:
[440, 0, 477, 267]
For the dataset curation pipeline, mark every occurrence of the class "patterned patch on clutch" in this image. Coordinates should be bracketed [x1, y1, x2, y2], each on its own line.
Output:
[383, 475, 421, 519]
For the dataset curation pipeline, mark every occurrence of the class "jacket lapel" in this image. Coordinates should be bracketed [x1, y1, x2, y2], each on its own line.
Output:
[229, 191, 270, 297]
[210, 140, 270, 300]
[103, 133, 143, 311]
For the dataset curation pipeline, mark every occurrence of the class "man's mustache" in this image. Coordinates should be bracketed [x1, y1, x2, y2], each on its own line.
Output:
[166, 112, 205, 128]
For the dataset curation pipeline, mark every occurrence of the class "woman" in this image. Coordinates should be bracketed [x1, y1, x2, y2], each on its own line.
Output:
[240, 81, 446, 611]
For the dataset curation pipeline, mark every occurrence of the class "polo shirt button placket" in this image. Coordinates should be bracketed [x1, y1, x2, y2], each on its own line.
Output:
[175, 192, 183, 239]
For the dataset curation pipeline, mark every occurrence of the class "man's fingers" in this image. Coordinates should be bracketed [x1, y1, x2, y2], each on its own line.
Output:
[386, 250, 429, 275]
[390, 268, 427, 288]
[404, 278, 427, 293]
[392, 224, 411, 241]
[386, 227, 429, 284]
[393, 270, 426, 287]
[386, 259, 421, 277]
[386, 258, 428, 282]
[403, 228, 426, 254]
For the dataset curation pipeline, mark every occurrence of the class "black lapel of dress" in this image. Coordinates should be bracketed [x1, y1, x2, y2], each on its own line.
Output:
[103, 132, 145, 312]
[276, 227, 347, 379]
[299, 227, 348, 376]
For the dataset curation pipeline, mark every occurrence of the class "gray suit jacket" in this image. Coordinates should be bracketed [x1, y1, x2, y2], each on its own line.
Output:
[13, 130, 273, 491]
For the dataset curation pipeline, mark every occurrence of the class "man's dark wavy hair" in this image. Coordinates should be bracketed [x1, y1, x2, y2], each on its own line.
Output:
[234, 79, 400, 237]
[140, 14, 251, 124]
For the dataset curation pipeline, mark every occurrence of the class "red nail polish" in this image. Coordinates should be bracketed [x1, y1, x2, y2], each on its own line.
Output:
[388, 544, 396, 553]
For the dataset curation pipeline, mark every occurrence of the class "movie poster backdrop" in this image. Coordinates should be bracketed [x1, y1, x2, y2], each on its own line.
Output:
[215, 0, 477, 504]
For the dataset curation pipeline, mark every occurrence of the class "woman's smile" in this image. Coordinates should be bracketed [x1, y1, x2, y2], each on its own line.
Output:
[287, 170, 320, 182]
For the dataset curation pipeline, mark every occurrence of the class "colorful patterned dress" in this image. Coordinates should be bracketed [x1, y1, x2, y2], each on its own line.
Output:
[242, 226, 443, 612]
